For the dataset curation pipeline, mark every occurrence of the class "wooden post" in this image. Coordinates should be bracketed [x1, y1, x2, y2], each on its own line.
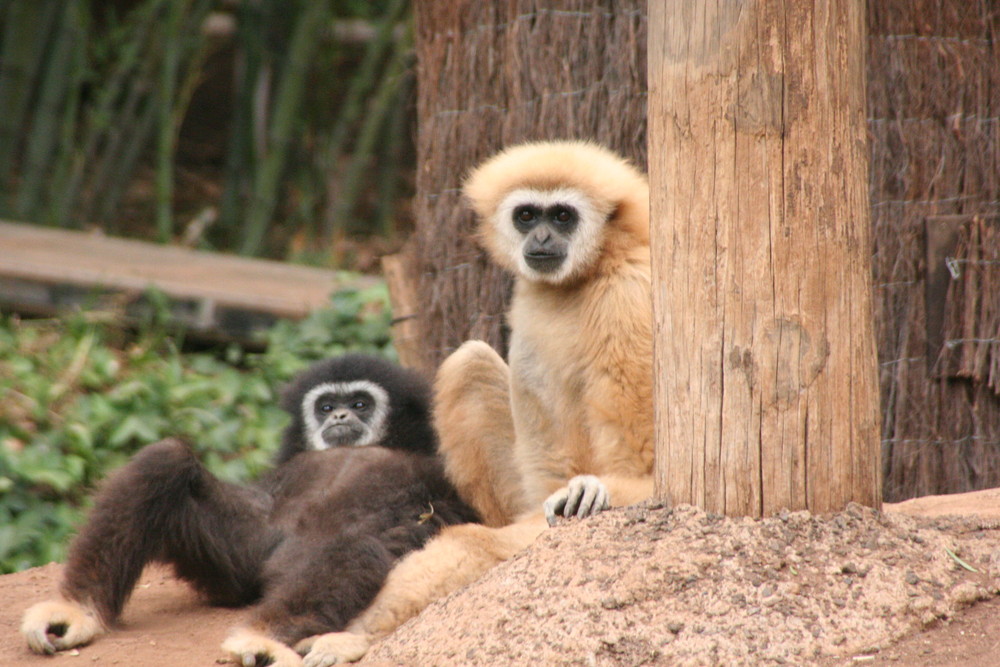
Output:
[380, 253, 423, 371]
[647, 2, 881, 516]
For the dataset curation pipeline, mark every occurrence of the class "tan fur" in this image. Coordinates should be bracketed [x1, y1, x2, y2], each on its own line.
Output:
[298, 141, 654, 664]
[223, 628, 304, 667]
[21, 599, 105, 655]
[433, 340, 528, 527]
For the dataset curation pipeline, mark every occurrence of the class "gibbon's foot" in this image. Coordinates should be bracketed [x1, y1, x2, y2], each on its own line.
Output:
[21, 599, 104, 655]
[222, 628, 304, 667]
[543, 474, 610, 526]
[299, 632, 372, 667]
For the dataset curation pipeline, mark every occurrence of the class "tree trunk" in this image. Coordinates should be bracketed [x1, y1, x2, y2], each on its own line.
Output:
[648, 2, 881, 516]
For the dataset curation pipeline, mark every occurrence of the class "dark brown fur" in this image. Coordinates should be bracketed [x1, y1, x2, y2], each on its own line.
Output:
[56, 356, 478, 647]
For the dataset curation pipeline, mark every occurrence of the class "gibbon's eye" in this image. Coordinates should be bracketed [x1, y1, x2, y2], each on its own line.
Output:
[319, 403, 334, 413]
[547, 206, 578, 228]
[513, 205, 542, 233]
[352, 400, 368, 411]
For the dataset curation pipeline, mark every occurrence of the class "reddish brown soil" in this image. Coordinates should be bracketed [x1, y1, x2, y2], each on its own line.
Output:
[3, 490, 1000, 666]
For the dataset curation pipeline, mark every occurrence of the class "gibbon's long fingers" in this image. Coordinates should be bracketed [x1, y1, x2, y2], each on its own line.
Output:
[563, 476, 586, 516]
[574, 475, 610, 519]
[302, 632, 372, 667]
[543, 475, 612, 525]
[222, 628, 304, 667]
[543, 487, 569, 526]
[565, 474, 610, 519]
[22, 599, 103, 655]
[293, 634, 319, 655]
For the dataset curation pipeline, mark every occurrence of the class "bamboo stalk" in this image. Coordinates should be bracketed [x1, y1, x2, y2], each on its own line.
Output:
[45, 19, 88, 228]
[321, 0, 408, 240]
[219, 0, 266, 241]
[0, 1, 60, 194]
[16, 0, 84, 220]
[373, 64, 412, 238]
[89, 35, 162, 228]
[154, 0, 187, 242]
[329, 39, 410, 237]
[95, 87, 159, 227]
[65, 0, 164, 228]
[239, 0, 331, 257]
[154, 0, 213, 242]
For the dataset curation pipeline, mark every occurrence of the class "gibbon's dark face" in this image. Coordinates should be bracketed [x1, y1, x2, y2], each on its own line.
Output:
[512, 202, 579, 274]
[495, 187, 607, 285]
[302, 379, 389, 450]
[276, 354, 438, 464]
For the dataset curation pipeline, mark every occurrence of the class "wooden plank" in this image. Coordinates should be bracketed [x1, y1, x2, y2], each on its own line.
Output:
[0, 220, 378, 342]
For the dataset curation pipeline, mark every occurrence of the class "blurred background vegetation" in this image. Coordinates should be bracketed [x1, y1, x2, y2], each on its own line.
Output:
[0, 0, 414, 267]
[0, 283, 394, 573]
[0, 0, 414, 572]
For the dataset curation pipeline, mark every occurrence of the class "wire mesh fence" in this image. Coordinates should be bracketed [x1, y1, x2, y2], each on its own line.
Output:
[869, 1, 1000, 500]
[406, 0, 1000, 502]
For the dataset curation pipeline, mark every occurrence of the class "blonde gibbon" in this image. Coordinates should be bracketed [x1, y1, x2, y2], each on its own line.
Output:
[294, 140, 655, 666]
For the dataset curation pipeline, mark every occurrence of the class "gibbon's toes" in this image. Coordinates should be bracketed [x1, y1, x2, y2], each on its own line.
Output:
[21, 599, 103, 654]
[293, 634, 319, 655]
[222, 628, 304, 667]
[543, 474, 610, 526]
[302, 632, 372, 667]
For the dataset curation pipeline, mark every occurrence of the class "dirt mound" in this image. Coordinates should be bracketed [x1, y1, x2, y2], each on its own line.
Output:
[365, 502, 1000, 666]
[3, 490, 1000, 666]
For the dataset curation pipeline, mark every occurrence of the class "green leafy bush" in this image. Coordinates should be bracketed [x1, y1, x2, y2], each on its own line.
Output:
[0, 281, 392, 573]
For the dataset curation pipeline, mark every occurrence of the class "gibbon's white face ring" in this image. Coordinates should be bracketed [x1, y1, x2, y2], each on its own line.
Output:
[302, 380, 390, 450]
[495, 187, 609, 284]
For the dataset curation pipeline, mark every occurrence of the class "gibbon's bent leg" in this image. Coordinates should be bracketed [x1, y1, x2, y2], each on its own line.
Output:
[433, 340, 526, 527]
[22, 439, 278, 654]
[298, 517, 548, 667]
[248, 532, 408, 646]
[226, 534, 403, 667]
[435, 341, 646, 527]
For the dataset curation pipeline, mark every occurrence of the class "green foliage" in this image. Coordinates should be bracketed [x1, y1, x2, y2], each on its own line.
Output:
[0, 281, 392, 573]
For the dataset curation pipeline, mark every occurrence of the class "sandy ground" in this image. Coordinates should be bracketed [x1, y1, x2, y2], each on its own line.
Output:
[2, 490, 1000, 666]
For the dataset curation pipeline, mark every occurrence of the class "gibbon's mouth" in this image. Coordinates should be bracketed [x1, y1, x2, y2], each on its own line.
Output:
[322, 423, 364, 446]
[524, 252, 566, 273]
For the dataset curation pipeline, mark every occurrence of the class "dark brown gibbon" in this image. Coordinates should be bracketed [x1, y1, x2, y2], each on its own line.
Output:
[21, 355, 479, 667]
